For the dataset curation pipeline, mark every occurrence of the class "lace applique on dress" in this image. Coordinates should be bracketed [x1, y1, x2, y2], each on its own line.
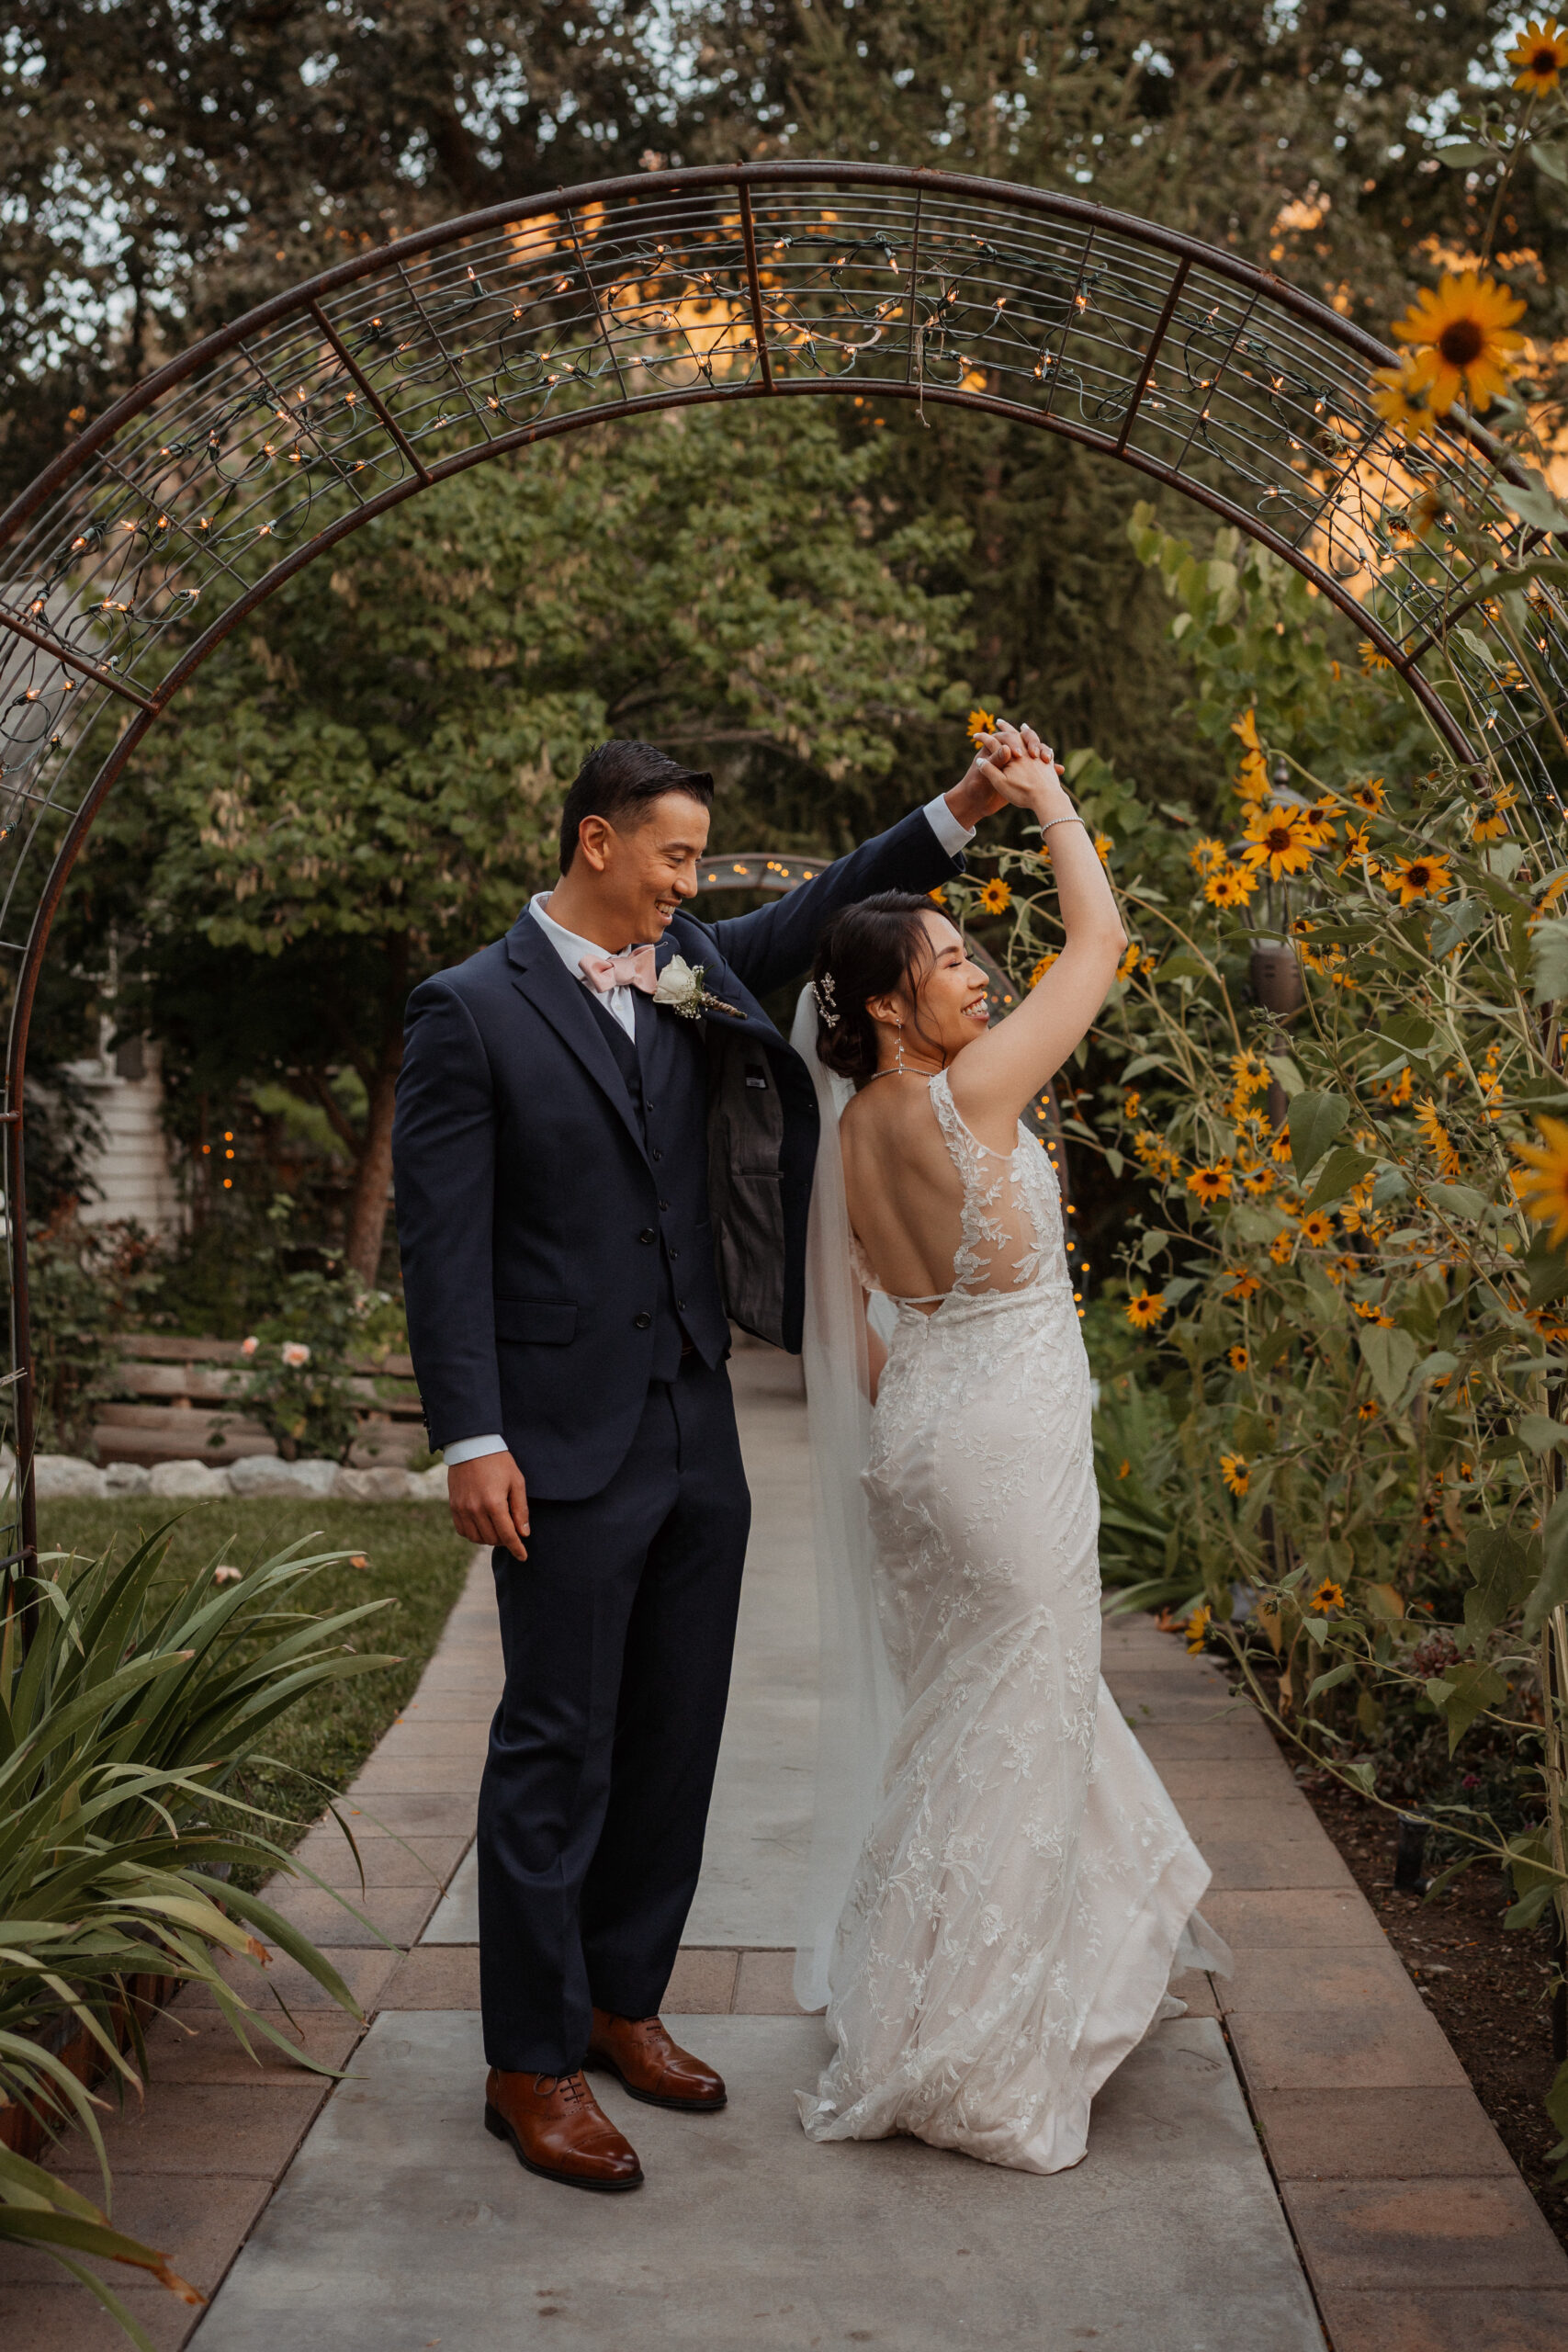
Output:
[927, 1069, 1055, 1298]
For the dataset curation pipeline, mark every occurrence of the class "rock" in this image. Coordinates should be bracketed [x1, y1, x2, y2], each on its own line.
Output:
[33, 1454, 107, 1499]
[333, 1464, 415, 1503]
[149, 1459, 231, 1499]
[407, 1463, 449, 1502]
[228, 1454, 338, 1499]
[102, 1462, 152, 1496]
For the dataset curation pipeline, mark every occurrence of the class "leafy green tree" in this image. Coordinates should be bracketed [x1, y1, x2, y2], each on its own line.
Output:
[79, 400, 970, 1278]
[1, 0, 669, 499]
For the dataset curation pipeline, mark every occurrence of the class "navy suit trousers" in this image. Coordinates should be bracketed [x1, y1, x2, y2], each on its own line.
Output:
[477, 1351, 750, 2073]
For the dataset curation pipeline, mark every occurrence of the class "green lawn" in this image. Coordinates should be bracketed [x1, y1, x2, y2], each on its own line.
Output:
[38, 1500, 479, 1883]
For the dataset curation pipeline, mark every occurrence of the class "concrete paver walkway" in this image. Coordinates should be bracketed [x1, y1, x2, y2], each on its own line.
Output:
[9, 1344, 1567, 2346]
[188, 1348, 1324, 2352]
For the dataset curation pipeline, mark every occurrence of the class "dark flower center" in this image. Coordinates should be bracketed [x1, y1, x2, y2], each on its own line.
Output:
[1408, 864, 1431, 886]
[1438, 316, 1484, 368]
[1531, 46, 1559, 74]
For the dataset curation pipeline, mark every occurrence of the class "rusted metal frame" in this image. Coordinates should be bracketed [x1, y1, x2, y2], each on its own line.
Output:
[1, 163, 1409, 557]
[902, 187, 925, 386]
[391, 265, 496, 445]
[1112, 258, 1191, 457]
[737, 183, 775, 392]
[1040, 227, 1099, 422]
[0, 600, 158, 711]
[561, 212, 629, 405]
[237, 335, 378, 505]
[1161, 288, 1263, 478]
[308, 300, 434, 487]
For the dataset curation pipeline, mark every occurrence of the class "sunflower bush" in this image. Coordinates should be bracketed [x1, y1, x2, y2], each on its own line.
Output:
[955, 492, 1568, 2169]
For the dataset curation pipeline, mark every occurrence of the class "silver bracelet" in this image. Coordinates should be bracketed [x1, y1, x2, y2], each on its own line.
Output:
[1041, 814, 1085, 836]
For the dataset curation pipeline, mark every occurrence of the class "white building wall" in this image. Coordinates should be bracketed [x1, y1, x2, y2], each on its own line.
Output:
[63, 1053, 186, 1238]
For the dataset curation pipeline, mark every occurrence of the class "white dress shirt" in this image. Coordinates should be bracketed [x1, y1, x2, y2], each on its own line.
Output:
[443, 795, 975, 1466]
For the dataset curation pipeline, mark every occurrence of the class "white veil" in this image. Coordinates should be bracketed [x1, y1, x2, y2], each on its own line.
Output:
[789, 985, 902, 2013]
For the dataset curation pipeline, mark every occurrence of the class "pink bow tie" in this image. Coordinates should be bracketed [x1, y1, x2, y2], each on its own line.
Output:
[579, 944, 658, 995]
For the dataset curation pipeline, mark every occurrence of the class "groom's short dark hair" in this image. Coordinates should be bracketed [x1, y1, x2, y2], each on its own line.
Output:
[558, 741, 715, 872]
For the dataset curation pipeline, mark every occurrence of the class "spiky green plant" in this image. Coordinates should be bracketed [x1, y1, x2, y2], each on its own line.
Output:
[0, 1526, 402, 2345]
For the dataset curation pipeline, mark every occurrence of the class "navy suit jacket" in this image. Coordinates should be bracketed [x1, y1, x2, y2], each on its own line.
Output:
[392, 805, 962, 1499]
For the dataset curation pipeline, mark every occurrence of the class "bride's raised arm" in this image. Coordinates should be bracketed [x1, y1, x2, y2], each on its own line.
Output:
[946, 719, 1127, 1135]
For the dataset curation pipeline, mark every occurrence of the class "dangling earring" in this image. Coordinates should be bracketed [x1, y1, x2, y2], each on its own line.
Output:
[894, 1020, 907, 1076]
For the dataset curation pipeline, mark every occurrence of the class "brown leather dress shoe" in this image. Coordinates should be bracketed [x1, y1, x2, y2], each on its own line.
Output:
[483, 2066, 644, 2191]
[585, 2008, 728, 2111]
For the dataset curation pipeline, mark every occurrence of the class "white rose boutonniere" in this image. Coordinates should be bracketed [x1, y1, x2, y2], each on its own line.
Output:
[652, 956, 744, 1021]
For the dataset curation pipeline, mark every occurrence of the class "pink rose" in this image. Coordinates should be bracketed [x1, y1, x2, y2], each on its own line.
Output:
[241, 1335, 259, 1357]
[281, 1340, 311, 1368]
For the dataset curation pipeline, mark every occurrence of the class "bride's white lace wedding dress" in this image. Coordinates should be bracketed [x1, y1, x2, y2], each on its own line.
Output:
[796, 1069, 1226, 2176]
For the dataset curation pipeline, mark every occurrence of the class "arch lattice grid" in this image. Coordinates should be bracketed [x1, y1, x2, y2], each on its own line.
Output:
[0, 161, 1562, 1566]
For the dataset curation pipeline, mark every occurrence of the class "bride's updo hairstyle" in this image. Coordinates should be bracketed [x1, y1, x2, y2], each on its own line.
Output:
[812, 891, 944, 1087]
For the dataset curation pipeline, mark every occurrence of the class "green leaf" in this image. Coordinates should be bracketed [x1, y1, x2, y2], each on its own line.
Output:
[1357, 1322, 1417, 1408]
[1305, 1659, 1357, 1705]
[1302, 1146, 1375, 1214]
[1531, 914, 1568, 1006]
[1527, 1245, 1568, 1310]
[1427, 1182, 1489, 1221]
[1153, 952, 1209, 983]
[1524, 1491, 1568, 1638]
[1503, 1880, 1559, 1928]
[1517, 1415, 1568, 1453]
[1530, 141, 1568, 185]
[1437, 141, 1495, 166]
[1463, 1526, 1536, 1638]
[1264, 1054, 1303, 1100]
[1289, 1090, 1350, 1181]
[1495, 475, 1568, 537]
[1424, 1657, 1506, 1754]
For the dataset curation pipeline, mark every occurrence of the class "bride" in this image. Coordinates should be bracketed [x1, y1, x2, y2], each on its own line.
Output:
[791, 718, 1227, 2177]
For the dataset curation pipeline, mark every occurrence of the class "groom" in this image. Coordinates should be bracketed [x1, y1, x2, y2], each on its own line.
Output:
[392, 737, 1000, 2191]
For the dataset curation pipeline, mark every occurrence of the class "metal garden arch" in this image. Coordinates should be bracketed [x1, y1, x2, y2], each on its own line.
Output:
[0, 159, 1561, 1571]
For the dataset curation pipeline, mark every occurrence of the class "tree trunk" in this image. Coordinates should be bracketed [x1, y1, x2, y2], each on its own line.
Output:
[344, 1057, 400, 1283]
[343, 944, 408, 1284]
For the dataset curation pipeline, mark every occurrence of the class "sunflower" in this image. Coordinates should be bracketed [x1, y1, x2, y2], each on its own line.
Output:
[1242, 804, 1314, 881]
[1117, 939, 1141, 979]
[1359, 640, 1394, 674]
[1513, 1114, 1568, 1248]
[1093, 831, 1114, 866]
[1028, 950, 1058, 986]
[1269, 1228, 1295, 1264]
[1507, 16, 1568, 92]
[1204, 863, 1259, 909]
[1231, 1049, 1270, 1096]
[1220, 1452, 1250, 1496]
[1187, 1162, 1234, 1206]
[1232, 708, 1262, 752]
[1354, 1300, 1394, 1326]
[1416, 1096, 1461, 1181]
[978, 876, 1012, 915]
[1228, 1344, 1249, 1372]
[929, 886, 948, 908]
[1225, 1269, 1262, 1300]
[1116, 1458, 1132, 1479]
[1371, 355, 1438, 441]
[1338, 822, 1375, 874]
[1349, 776, 1386, 815]
[1385, 1065, 1415, 1108]
[1297, 802, 1339, 849]
[1357, 1398, 1380, 1421]
[1382, 852, 1454, 906]
[1125, 1289, 1168, 1330]
[1477, 1046, 1504, 1123]
[966, 706, 998, 741]
[1123, 1089, 1142, 1119]
[1310, 1577, 1346, 1613]
[1190, 835, 1227, 876]
[1298, 1208, 1335, 1247]
[1270, 1126, 1294, 1165]
[1184, 1602, 1213, 1656]
[1393, 271, 1528, 417]
[1241, 1165, 1276, 1196]
[1236, 748, 1272, 804]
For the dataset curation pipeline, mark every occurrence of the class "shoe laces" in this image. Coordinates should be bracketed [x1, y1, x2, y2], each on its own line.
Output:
[537, 2068, 591, 2107]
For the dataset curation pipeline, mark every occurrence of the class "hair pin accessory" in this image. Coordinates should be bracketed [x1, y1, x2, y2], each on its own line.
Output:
[814, 971, 840, 1029]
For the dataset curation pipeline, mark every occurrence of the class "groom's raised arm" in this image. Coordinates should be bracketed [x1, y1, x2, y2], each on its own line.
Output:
[392, 976, 502, 1453]
[706, 792, 973, 1001]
